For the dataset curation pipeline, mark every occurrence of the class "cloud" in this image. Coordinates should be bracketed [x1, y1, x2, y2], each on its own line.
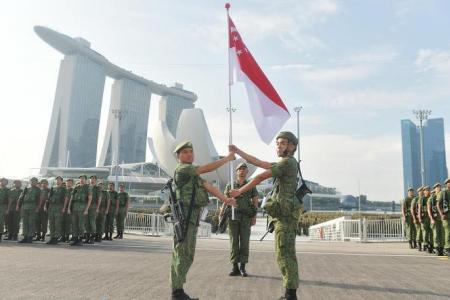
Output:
[415, 48, 450, 75]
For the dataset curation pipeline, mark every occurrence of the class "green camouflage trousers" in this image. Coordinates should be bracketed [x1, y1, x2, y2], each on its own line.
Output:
[443, 212, 450, 249]
[275, 220, 299, 289]
[171, 224, 198, 289]
[116, 209, 126, 231]
[421, 218, 432, 247]
[22, 209, 36, 238]
[0, 206, 6, 234]
[431, 219, 444, 248]
[404, 215, 416, 242]
[84, 208, 96, 235]
[35, 209, 48, 235]
[71, 209, 85, 237]
[415, 222, 423, 243]
[228, 219, 251, 263]
[105, 211, 115, 233]
[6, 210, 20, 236]
[61, 212, 72, 237]
[48, 206, 63, 239]
[96, 212, 106, 236]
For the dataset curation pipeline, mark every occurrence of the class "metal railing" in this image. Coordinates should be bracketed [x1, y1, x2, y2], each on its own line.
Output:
[309, 217, 404, 242]
[124, 212, 211, 238]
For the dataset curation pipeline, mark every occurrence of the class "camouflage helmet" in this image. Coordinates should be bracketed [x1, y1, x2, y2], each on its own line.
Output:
[276, 131, 298, 146]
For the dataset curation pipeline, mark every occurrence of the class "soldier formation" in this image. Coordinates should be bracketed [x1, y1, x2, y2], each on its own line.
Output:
[401, 179, 450, 257]
[0, 175, 129, 246]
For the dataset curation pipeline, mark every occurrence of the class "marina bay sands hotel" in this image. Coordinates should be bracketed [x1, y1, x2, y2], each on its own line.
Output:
[35, 26, 197, 171]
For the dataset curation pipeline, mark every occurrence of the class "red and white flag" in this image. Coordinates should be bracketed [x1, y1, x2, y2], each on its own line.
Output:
[228, 14, 290, 144]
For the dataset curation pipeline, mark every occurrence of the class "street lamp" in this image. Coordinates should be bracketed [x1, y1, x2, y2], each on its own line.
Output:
[413, 109, 431, 186]
[112, 109, 126, 190]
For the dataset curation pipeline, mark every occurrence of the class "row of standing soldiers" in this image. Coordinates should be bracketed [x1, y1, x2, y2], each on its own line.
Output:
[0, 174, 130, 245]
[401, 178, 450, 257]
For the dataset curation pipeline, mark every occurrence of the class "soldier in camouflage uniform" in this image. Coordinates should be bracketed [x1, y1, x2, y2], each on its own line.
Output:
[68, 175, 92, 246]
[224, 162, 258, 277]
[105, 182, 118, 241]
[437, 178, 450, 256]
[115, 184, 129, 239]
[169, 141, 236, 300]
[230, 131, 301, 300]
[411, 187, 424, 251]
[35, 179, 50, 242]
[419, 186, 433, 253]
[0, 178, 10, 242]
[45, 176, 66, 244]
[428, 183, 445, 256]
[85, 175, 100, 244]
[95, 182, 108, 242]
[61, 178, 74, 242]
[17, 177, 41, 243]
[401, 187, 416, 249]
[6, 180, 22, 240]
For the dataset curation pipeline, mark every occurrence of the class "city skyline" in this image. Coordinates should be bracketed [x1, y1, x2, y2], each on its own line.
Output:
[1, 1, 450, 201]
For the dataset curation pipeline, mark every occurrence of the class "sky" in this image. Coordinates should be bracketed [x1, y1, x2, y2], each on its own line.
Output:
[1, 0, 450, 202]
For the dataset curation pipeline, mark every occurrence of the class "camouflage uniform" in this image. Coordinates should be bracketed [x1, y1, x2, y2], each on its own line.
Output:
[436, 188, 450, 251]
[428, 192, 444, 250]
[411, 196, 423, 246]
[106, 190, 118, 238]
[419, 194, 433, 249]
[36, 187, 50, 240]
[96, 189, 108, 240]
[85, 184, 99, 238]
[0, 186, 10, 240]
[170, 162, 209, 290]
[8, 187, 23, 239]
[20, 186, 41, 241]
[116, 191, 129, 237]
[401, 196, 416, 244]
[71, 184, 89, 238]
[264, 155, 300, 289]
[224, 180, 257, 265]
[48, 186, 67, 241]
[61, 187, 73, 240]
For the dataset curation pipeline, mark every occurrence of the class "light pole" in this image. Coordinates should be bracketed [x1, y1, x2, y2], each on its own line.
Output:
[293, 106, 302, 163]
[112, 109, 126, 190]
[413, 109, 431, 186]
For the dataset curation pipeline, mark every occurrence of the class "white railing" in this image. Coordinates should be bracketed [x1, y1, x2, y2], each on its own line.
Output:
[309, 217, 404, 242]
[124, 212, 211, 238]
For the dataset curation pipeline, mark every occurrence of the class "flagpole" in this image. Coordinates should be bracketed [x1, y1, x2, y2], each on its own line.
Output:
[226, 2, 235, 220]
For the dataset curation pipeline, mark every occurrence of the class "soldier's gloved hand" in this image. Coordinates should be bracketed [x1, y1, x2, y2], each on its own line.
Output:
[229, 189, 240, 198]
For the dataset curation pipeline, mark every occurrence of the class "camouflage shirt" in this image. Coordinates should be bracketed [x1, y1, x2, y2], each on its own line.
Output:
[72, 184, 90, 211]
[436, 190, 450, 213]
[49, 186, 67, 207]
[22, 186, 40, 210]
[118, 192, 130, 209]
[108, 190, 118, 213]
[401, 196, 414, 215]
[89, 185, 100, 208]
[8, 188, 23, 210]
[225, 180, 258, 220]
[0, 187, 10, 206]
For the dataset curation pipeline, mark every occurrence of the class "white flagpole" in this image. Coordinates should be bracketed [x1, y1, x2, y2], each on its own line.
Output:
[226, 3, 235, 220]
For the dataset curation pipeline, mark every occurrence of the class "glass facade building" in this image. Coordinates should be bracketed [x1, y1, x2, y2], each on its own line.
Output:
[41, 54, 106, 169]
[401, 118, 448, 194]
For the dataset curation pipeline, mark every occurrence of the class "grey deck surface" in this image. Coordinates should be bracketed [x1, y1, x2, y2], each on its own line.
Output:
[1, 235, 449, 300]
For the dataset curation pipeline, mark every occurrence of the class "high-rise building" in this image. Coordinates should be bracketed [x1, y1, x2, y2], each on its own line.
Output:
[35, 26, 197, 171]
[159, 83, 195, 137]
[401, 118, 448, 194]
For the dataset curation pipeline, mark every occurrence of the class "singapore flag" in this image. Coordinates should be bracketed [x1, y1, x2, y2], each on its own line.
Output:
[228, 15, 290, 144]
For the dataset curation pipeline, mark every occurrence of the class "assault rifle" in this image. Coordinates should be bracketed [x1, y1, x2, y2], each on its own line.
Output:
[161, 179, 186, 243]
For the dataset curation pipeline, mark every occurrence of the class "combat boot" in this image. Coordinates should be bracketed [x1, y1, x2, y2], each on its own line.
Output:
[408, 241, 413, 249]
[83, 234, 91, 244]
[279, 289, 297, 300]
[413, 240, 417, 248]
[70, 236, 82, 246]
[119, 230, 124, 239]
[18, 237, 27, 243]
[109, 232, 113, 240]
[427, 245, 434, 254]
[102, 233, 108, 240]
[229, 263, 240, 276]
[418, 242, 422, 251]
[240, 263, 248, 277]
[88, 234, 95, 244]
[114, 231, 120, 239]
[13, 234, 18, 241]
[41, 233, 46, 241]
[33, 233, 40, 241]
